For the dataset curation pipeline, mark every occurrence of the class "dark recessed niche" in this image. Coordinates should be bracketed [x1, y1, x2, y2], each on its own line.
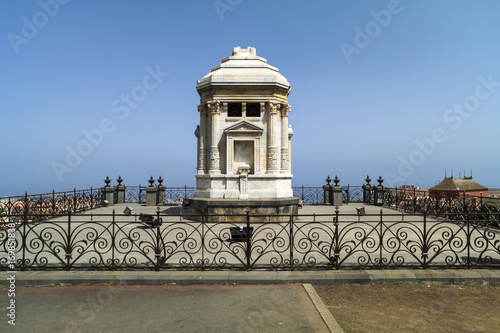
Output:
[228, 103, 242, 117]
[246, 103, 260, 117]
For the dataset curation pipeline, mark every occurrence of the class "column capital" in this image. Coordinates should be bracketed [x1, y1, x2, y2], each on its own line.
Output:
[208, 101, 221, 115]
[266, 101, 278, 114]
[280, 103, 291, 117]
[197, 104, 207, 114]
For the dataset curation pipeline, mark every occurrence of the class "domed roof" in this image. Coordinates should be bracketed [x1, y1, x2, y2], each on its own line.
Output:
[196, 47, 290, 91]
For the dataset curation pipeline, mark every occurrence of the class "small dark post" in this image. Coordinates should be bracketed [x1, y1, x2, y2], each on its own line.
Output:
[422, 208, 428, 269]
[52, 189, 56, 216]
[245, 210, 251, 270]
[65, 209, 72, 270]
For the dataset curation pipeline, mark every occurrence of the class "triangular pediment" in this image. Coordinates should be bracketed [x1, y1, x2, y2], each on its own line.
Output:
[225, 120, 263, 133]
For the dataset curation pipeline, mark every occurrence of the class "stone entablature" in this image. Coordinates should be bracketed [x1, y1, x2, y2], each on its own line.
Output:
[194, 47, 295, 201]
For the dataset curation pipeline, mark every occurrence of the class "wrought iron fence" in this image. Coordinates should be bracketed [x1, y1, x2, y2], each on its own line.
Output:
[292, 185, 363, 205]
[379, 188, 500, 225]
[2, 209, 499, 271]
[0, 188, 102, 223]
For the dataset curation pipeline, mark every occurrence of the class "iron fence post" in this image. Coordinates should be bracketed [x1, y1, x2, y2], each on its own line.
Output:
[52, 189, 56, 216]
[422, 210, 428, 269]
[111, 209, 115, 269]
[246, 210, 251, 271]
[301, 185, 304, 202]
[334, 207, 340, 269]
[201, 210, 205, 271]
[24, 191, 29, 222]
[413, 188, 417, 213]
[21, 210, 27, 271]
[289, 213, 294, 271]
[346, 185, 350, 204]
[463, 191, 467, 215]
[90, 186, 93, 208]
[466, 211, 471, 269]
[155, 207, 161, 271]
[379, 209, 383, 268]
[65, 209, 72, 270]
[73, 188, 77, 212]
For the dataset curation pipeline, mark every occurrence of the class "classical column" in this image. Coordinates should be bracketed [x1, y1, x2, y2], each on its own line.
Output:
[288, 125, 294, 170]
[197, 104, 207, 174]
[266, 101, 279, 173]
[280, 103, 290, 173]
[208, 101, 221, 174]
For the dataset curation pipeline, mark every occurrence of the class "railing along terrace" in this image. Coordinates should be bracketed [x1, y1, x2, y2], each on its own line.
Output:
[0, 188, 102, 222]
[124, 186, 196, 204]
[1, 184, 365, 225]
[293, 185, 363, 204]
[2, 209, 499, 271]
[380, 187, 500, 226]
[123, 185, 362, 205]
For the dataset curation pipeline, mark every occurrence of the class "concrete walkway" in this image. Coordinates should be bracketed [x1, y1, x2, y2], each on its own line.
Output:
[1, 283, 334, 333]
[1, 269, 499, 333]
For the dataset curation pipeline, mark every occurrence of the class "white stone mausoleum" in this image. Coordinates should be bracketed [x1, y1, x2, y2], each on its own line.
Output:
[190, 47, 298, 219]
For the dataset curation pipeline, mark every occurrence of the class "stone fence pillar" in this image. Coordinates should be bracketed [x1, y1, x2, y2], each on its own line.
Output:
[333, 185, 343, 207]
[157, 176, 166, 205]
[102, 187, 115, 206]
[145, 176, 157, 206]
[115, 176, 125, 204]
[102, 176, 114, 206]
[362, 175, 372, 204]
[374, 176, 385, 206]
[323, 175, 333, 205]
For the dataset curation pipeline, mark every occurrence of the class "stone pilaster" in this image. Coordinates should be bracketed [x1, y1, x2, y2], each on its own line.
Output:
[197, 104, 207, 174]
[280, 104, 290, 172]
[288, 125, 294, 171]
[208, 101, 221, 174]
[267, 101, 279, 173]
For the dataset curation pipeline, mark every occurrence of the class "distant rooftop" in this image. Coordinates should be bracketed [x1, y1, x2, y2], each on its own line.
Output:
[429, 177, 488, 191]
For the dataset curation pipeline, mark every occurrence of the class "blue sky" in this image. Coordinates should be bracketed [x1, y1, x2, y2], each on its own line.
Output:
[1, 0, 499, 196]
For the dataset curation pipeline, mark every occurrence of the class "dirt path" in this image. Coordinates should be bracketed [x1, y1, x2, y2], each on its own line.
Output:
[314, 284, 500, 333]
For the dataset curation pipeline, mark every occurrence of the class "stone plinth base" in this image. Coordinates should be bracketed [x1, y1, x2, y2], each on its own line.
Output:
[189, 197, 299, 222]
